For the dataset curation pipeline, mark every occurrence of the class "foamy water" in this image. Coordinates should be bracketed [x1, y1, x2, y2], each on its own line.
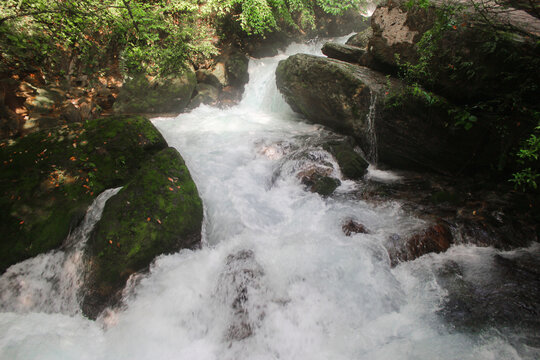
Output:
[0, 37, 537, 360]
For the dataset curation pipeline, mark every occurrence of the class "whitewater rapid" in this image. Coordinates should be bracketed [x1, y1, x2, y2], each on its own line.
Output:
[0, 38, 538, 360]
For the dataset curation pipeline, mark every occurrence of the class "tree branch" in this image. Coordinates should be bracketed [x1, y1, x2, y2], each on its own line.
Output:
[121, 0, 141, 36]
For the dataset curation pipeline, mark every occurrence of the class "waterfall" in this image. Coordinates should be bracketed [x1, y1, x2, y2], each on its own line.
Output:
[0, 188, 121, 315]
[0, 37, 538, 360]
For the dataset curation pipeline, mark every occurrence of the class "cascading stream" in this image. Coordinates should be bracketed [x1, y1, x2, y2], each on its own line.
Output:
[0, 188, 121, 315]
[0, 37, 538, 360]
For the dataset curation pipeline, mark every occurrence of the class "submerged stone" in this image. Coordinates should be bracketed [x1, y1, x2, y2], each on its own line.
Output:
[82, 147, 203, 319]
[386, 223, 453, 267]
[323, 137, 369, 179]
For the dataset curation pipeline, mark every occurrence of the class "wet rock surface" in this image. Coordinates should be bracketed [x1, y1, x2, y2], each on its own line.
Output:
[435, 245, 540, 347]
[194, 48, 250, 108]
[113, 70, 197, 114]
[346, 27, 373, 49]
[217, 249, 266, 342]
[358, 169, 538, 259]
[386, 223, 453, 267]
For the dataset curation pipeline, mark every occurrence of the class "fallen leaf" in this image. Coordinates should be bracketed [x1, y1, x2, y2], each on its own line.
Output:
[157, 219, 162, 224]
[147, 217, 151, 221]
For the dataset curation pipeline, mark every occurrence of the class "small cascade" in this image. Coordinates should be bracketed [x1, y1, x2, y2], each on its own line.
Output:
[0, 188, 120, 315]
[366, 91, 378, 164]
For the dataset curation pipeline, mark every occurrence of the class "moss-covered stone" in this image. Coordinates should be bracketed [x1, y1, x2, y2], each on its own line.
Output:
[323, 138, 369, 179]
[82, 147, 203, 318]
[0, 115, 167, 272]
[113, 69, 196, 114]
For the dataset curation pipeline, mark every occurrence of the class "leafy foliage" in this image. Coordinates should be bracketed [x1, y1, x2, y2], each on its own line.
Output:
[205, 0, 364, 35]
[0, 0, 217, 77]
[1, 0, 366, 78]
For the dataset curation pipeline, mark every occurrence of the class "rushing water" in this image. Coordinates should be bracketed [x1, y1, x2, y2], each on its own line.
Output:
[0, 39, 538, 360]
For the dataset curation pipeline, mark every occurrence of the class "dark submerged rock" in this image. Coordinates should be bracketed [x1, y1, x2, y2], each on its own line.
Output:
[386, 223, 453, 267]
[322, 137, 369, 180]
[217, 249, 265, 341]
[0, 115, 167, 273]
[342, 219, 370, 236]
[298, 166, 341, 196]
[436, 247, 540, 342]
[82, 147, 203, 319]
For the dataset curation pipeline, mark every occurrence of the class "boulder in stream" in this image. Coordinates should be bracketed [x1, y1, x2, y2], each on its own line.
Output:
[82, 147, 203, 319]
[276, 54, 482, 174]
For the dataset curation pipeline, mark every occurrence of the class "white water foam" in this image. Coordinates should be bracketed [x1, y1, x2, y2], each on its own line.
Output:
[0, 37, 537, 360]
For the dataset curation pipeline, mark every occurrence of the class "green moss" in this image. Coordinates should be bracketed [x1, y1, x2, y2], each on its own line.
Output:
[84, 147, 203, 307]
[0, 115, 167, 272]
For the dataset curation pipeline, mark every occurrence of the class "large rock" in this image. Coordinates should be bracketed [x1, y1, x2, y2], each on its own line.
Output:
[0, 116, 167, 272]
[82, 147, 203, 318]
[368, 0, 540, 102]
[114, 69, 196, 114]
[276, 54, 485, 173]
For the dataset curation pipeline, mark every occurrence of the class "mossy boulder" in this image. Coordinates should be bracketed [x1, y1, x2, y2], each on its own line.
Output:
[82, 147, 203, 319]
[0, 115, 167, 272]
[113, 69, 196, 114]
